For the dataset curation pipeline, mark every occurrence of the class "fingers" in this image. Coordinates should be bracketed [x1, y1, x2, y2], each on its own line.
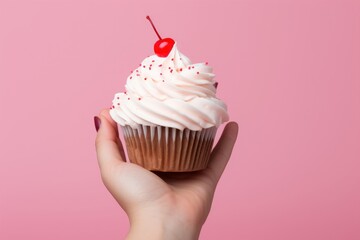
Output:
[207, 122, 239, 184]
[95, 109, 126, 175]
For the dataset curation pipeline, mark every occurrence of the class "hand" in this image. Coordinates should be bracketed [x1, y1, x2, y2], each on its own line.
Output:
[94, 109, 238, 240]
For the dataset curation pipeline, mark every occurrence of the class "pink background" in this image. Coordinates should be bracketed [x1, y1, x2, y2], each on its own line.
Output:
[1, 0, 359, 239]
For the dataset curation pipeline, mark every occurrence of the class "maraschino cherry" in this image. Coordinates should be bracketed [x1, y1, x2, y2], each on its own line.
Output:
[146, 16, 175, 57]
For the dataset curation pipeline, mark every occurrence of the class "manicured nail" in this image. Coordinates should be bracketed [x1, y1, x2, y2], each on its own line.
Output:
[214, 82, 218, 89]
[94, 116, 101, 132]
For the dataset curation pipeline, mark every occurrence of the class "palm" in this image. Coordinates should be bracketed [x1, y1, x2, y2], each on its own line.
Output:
[107, 162, 216, 225]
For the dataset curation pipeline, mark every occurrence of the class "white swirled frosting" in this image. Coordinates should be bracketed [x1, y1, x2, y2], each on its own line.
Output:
[110, 44, 229, 131]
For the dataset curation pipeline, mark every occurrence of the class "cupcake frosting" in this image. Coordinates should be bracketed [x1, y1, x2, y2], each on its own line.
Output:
[110, 44, 229, 131]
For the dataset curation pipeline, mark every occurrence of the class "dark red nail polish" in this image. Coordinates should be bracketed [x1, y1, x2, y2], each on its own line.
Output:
[214, 82, 218, 89]
[94, 116, 101, 132]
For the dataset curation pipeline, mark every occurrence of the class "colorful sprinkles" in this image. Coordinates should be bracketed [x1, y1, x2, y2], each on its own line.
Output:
[126, 58, 206, 86]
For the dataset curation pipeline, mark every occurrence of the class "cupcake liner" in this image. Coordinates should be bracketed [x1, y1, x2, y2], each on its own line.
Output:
[121, 125, 217, 172]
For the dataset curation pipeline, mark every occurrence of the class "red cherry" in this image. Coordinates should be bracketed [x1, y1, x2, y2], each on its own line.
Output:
[154, 38, 175, 57]
[146, 16, 175, 57]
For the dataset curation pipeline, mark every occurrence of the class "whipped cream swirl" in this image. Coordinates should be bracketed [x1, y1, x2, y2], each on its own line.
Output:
[110, 44, 229, 131]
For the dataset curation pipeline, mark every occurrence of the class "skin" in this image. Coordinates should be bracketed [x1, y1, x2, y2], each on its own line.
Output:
[95, 109, 238, 240]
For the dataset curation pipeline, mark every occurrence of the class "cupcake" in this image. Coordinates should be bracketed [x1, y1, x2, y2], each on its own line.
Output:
[109, 16, 229, 172]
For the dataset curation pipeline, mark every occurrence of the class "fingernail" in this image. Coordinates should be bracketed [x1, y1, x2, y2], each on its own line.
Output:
[214, 82, 218, 89]
[94, 116, 101, 132]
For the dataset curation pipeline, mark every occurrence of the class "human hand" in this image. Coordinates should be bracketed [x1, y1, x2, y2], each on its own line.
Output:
[94, 109, 238, 240]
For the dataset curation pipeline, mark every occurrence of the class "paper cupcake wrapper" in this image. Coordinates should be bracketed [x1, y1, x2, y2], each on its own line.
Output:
[121, 125, 217, 172]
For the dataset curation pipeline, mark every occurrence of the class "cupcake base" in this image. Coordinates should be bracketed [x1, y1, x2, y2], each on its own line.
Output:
[121, 125, 217, 172]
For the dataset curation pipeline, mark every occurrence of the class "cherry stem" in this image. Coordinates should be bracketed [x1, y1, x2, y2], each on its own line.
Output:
[146, 16, 162, 40]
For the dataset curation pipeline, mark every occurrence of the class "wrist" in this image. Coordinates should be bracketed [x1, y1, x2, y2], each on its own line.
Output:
[125, 210, 201, 240]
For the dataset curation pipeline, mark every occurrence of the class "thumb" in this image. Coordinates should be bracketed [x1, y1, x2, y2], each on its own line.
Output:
[207, 121, 238, 184]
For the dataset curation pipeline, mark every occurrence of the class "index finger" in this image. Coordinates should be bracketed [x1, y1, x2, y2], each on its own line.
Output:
[95, 109, 126, 174]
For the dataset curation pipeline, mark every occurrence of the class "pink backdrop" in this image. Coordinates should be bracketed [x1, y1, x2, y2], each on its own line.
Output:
[1, 0, 359, 239]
